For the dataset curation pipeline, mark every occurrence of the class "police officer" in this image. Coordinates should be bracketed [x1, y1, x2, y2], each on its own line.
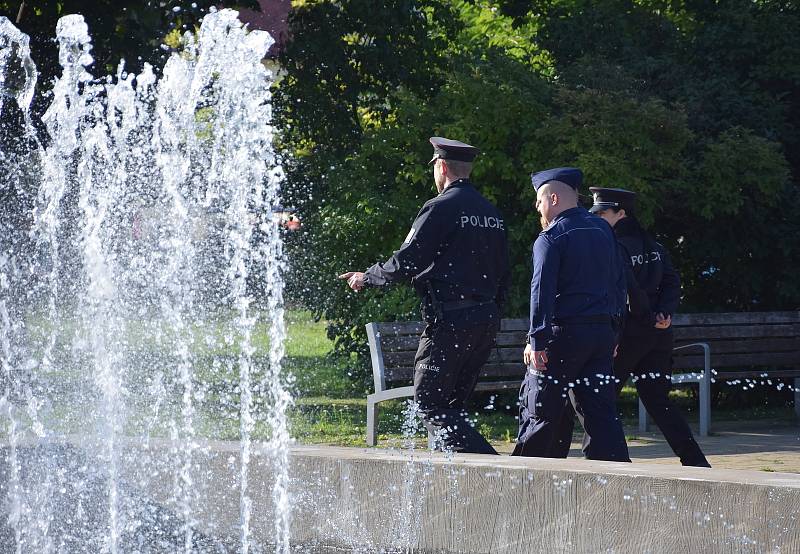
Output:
[339, 137, 510, 455]
[585, 187, 711, 467]
[512, 167, 630, 462]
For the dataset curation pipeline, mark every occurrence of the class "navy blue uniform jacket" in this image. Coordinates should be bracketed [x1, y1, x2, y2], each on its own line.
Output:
[528, 207, 626, 350]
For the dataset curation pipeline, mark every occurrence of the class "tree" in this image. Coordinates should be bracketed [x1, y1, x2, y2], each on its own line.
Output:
[0, 0, 260, 115]
[276, 0, 800, 388]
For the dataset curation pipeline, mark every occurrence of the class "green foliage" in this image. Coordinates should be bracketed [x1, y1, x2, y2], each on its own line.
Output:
[276, 0, 800, 373]
[693, 127, 790, 220]
[540, 87, 693, 226]
[0, 0, 260, 115]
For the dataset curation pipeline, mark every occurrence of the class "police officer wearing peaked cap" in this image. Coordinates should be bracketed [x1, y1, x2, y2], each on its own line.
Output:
[339, 137, 510, 455]
[512, 167, 631, 462]
[563, 186, 709, 467]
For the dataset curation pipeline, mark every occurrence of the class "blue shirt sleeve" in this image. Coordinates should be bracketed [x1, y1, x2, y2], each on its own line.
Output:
[528, 234, 560, 350]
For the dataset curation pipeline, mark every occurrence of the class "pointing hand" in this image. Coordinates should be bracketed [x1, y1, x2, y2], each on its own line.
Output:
[338, 271, 365, 291]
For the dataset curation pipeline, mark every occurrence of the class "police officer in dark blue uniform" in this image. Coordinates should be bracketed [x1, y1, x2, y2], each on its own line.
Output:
[584, 187, 710, 467]
[339, 137, 510, 455]
[511, 167, 630, 462]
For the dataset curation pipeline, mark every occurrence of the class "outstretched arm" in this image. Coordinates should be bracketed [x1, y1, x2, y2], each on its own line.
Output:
[339, 201, 447, 291]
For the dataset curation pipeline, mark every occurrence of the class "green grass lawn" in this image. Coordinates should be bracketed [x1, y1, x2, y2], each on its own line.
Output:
[8, 309, 796, 445]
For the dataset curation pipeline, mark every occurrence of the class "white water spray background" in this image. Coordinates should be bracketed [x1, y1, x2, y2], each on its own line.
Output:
[0, 9, 291, 552]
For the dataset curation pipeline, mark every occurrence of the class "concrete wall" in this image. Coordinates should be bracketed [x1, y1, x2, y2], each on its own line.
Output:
[3, 441, 799, 553]
[280, 447, 800, 554]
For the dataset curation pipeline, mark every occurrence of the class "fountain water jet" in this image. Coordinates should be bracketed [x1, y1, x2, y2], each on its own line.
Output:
[0, 9, 291, 552]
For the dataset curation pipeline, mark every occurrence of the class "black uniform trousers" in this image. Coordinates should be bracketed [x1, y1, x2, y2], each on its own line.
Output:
[512, 323, 630, 462]
[413, 320, 499, 455]
[615, 329, 710, 467]
[551, 329, 710, 467]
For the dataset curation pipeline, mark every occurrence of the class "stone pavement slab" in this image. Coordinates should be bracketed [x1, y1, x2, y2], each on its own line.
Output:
[493, 419, 800, 473]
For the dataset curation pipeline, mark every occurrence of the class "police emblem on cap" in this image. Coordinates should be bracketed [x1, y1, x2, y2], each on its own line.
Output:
[429, 137, 480, 164]
[530, 167, 583, 191]
[588, 187, 637, 213]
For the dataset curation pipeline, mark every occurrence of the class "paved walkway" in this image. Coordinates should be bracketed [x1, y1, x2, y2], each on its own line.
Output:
[494, 419, 800, 473]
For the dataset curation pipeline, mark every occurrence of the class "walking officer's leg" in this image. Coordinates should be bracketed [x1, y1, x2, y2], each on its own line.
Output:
[634, 333, 710, 467]
[513, 325, 584, 457]
[572, 324, 631, 462]
[512, 371, 575, 456]
[413, 323, 464, 440]
[413, 323, 496, 454]
[549, 399, 576, 458]
[449, 321, 496, 409]
[613, 335, 649, 396]
[445, 321, 499, 454]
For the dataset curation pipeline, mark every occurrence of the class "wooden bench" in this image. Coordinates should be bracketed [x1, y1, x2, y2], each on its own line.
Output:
[365, 316, 713, 445]
[365, 319, 528, 446]
[643, 311, 800, 434]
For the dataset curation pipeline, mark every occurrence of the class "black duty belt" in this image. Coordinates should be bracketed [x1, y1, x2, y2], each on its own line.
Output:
[441, 299, 495, 312]
[552, 314, 612, 325]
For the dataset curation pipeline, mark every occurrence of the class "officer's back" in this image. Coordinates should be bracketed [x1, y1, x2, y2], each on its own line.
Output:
[537, 207, 621, 320]
[615, 221, 680, 324]
[416, 180, 508, 306]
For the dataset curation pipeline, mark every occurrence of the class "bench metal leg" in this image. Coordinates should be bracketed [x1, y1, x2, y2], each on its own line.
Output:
[638, 398, 649, 433]
[795, 378, 800, 420]
[364, 386, 416, 446]
[699, 375, 710, 437]
[366, 399, 378, 446]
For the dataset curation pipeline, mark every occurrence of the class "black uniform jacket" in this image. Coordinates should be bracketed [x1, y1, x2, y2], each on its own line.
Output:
[616, 217, 681, 336]
[363, 179, 510, 316]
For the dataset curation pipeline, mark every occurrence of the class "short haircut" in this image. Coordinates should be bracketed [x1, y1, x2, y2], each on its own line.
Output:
[541, 180, 578, 204]
[442, 159, 473, 179]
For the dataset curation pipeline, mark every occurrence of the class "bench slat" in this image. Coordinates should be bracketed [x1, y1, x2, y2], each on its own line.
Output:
[673, 324, 800, 340]
[672, 312, 800, 326]
[673, 337, 800, 355]
[379, 335, 420, 352]
[376, 331, 528, 352]
[383, 350, 798, 376]
[501, 319, 530, 331]
[384, 363, 526, 382]
[384, 339, 800, 367]
[473, 380, 523, 391]
[383, 345, 798, 374]
[673, 351, 799, 369]
[373, 322, 425, 336]
[382, 333, 800, 355]
[384, 347, 526, 367]
[714, 370, 800, 380]
[374, 312, 800, 337]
